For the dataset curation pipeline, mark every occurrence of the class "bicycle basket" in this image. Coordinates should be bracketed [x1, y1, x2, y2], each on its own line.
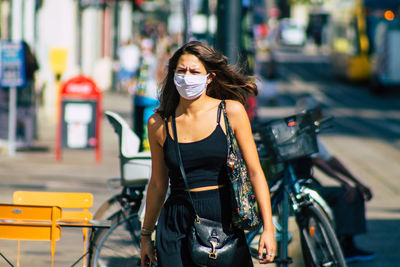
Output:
[259, 112, 318, 162]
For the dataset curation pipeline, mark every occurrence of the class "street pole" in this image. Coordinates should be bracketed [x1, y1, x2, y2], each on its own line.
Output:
[111, 0, 119, 91]
[7, 0, 23, 156]
[21, 0, 25, 40]
[203, 0, 211, 44]
[183, 0, 192, 43]
[1, 41, 25, 158]
[77, 0, 82, 69]
[11, 0, 22, 41]
[0, 2, 2, 39]
[8, 87, 16, 156]
[215, 0, 242, 64]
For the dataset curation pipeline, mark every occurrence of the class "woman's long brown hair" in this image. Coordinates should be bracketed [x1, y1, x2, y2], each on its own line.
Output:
[157, 41, 257, 119]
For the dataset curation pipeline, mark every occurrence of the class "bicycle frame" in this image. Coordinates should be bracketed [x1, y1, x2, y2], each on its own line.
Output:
[269, 162, 334, 266]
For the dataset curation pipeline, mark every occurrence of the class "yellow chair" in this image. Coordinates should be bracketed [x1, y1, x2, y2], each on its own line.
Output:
[0, 203, 62, 267]
[13, 191, 93, 266]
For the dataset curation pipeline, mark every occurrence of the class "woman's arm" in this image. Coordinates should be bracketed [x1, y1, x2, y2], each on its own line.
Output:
[225, 100, 276, 264]
[141, 113, 169, 266]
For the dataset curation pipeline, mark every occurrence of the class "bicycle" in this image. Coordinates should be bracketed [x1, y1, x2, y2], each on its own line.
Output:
[248, 110, 346, 267]
[88, 111, 151, 266]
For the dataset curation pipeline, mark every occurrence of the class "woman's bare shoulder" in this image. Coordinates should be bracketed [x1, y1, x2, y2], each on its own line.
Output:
[148, 113, 164, 124]
[148, 113, 166, 136]
[224, 99, 246, 116]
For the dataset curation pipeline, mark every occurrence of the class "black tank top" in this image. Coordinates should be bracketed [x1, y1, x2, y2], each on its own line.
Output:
[163, 103, 228, 190]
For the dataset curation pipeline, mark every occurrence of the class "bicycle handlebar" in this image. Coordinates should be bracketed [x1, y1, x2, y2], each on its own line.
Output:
[314, 115, 334, 128]
[252, 114, 334, 135]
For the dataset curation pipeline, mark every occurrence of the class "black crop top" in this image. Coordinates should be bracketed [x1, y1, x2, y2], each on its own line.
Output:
[163, 104, 228, 190]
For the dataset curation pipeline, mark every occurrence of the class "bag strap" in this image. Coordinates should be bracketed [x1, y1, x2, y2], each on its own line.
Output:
[171, 114, 199, 215]
[216, 101, 223, 125]
[220, 100, 233, 139]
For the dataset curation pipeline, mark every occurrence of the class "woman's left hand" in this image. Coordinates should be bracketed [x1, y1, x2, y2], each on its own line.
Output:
[258, 229, 276, 264]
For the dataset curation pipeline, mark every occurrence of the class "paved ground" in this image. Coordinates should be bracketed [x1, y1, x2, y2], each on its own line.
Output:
[0, 69, 399, 266]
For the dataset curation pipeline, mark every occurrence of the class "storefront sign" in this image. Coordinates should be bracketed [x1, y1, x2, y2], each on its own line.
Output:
[0, 41, 26, 88]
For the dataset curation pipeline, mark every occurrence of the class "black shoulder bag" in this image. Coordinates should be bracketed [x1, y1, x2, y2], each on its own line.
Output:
[171, 115, 240, 267]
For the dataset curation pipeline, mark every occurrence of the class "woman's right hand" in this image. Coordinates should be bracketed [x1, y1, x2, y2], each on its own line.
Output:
[140, 236, 157, 266]
[258, 229, 276, 264]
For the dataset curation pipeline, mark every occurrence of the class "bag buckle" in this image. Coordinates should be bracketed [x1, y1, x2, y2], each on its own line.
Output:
[209, 243, 217, 259]
[209, 232, 218, 260]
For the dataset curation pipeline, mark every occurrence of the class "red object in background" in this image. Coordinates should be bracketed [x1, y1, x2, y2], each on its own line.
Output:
[60, 75, 102, 98]
[246, 95, 258, 122]
[55, 75, 103, 163]
[256, 24, 269, 37]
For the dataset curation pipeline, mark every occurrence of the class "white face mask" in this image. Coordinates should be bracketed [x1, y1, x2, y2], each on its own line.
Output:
[174, 73, 209, 100]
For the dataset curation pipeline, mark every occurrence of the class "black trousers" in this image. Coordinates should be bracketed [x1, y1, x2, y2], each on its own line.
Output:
[155, 188, 253, 267]
[133, 105, 145, 151]
[313, 184, 367, 236]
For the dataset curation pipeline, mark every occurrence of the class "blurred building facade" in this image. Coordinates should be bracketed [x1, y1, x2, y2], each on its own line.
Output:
[0, 0, 148, 121]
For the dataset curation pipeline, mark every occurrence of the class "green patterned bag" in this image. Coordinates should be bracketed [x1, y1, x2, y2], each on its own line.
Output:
[220, 101, 261, 231]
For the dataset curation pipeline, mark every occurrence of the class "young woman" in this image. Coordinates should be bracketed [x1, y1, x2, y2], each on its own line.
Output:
[140, 41, 275, 267]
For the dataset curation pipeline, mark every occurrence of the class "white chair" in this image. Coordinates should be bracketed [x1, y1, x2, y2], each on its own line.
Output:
[105, 111, 152, 186]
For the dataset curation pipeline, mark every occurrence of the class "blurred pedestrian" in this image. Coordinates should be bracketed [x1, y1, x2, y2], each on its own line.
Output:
[133, 37, 159, 151]
[295, 96, 376, 263]
[140, 40, 275, 267]
[17, 41, 39, 147]
[306, 16, 323, 48]
[117, 39, 140, 93]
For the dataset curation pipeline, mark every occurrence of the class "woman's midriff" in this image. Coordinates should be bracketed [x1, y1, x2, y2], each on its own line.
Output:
[185, 184, 225, 192]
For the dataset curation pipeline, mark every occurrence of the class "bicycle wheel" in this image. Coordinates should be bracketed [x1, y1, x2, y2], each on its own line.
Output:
[93, 186, 145, 221]
[90, 211, 142, 267]
[93, 194, 126, 220]
[297, 203, 346, 267]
